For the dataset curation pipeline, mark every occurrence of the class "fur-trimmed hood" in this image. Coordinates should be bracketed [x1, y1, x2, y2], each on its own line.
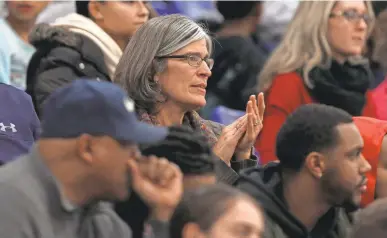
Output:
[29, 13, 122, 79]
[29, 23, 81, 49]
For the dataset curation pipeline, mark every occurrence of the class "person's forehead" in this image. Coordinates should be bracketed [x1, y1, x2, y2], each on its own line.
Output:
[174, 39, 209, 55]
[335, 123, 364, 150]
[333, 1, 367, 12]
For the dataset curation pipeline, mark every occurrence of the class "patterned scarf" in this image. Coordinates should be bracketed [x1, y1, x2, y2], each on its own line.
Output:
[138, 109, 221, 147]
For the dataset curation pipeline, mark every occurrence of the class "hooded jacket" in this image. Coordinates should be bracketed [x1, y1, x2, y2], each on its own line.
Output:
[236, 163, 352, 238]
[353, 117, 387, 207]
[26, 14, 122, 117]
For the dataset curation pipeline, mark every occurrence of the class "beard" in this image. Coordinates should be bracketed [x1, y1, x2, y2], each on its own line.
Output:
[320, 167, 359, 211]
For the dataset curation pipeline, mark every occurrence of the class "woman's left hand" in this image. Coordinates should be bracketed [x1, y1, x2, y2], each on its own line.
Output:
[235, 93, 265, 159]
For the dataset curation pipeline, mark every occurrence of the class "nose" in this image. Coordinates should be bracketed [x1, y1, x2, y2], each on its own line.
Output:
[198, 61, 212, 78]
[137, 1, 150, 17]
[356, 18, 368, 31]
[359, 153, 371, 174]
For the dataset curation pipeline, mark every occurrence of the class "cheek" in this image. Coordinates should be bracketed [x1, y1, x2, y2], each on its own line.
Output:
[329, 25, 350, 46]
[160, 72, 192, 97]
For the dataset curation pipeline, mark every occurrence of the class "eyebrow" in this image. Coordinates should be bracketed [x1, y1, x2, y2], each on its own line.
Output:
[181, 51, 209, 58]
[345, 145, 363, 156]
[340, 7, 366, 13]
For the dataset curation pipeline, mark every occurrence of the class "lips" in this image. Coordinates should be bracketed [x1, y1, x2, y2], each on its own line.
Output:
[358, 178, 368, 193]
[16, 4, 33, 12]
[353, 36, 364, 42]
[192, 83, 207, 89]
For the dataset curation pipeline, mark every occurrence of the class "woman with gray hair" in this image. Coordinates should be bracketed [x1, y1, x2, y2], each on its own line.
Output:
[114, 14, 265, 184]
[256, 1, 379, 164]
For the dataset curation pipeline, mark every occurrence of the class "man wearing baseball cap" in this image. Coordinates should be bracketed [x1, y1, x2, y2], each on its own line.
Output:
[0, 80, 182, 238]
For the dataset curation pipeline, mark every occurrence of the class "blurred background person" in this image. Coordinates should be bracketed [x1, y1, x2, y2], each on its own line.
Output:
[0, 83, 40, 166]
[114, 14, 265, 185]
[367, 2, 387, 120]
[201, 1, 267, 118]
[116, 125, 217, 238]
[0, 0, 49, 89]
[26, 0, 150, 117]
[36, 1, 75, 24]
[257, 0, 298, 48]
[352, 197, 387, 238]
[256, 1, 377, 164]
[170, 184, 264, 238]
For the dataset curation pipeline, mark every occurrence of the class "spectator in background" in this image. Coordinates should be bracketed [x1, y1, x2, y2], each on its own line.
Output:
[36, 1, 76, 24]
[367, 3, 387, 120]
[170, 184, 264, 238]
[257, 1, 299, 46]
[201, 1, 267, 118]
[0, 80, 181, 238]
[353, 117, 387, 207]
[352, 197, 387, 238]
[114, 14, 265, 186]
[116, 125, 217, 238]
[0, 83, 40, 166]
[256, 1, 377, 164]
[141, 126, 217, 188]
[0, 1, 49, 89]
[238, 104, 370, 238]
[26, 0, 150, 117]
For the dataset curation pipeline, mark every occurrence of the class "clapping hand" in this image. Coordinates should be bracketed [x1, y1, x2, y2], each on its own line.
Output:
[213, 114, 249, 166]
[235, 93, 265, 159]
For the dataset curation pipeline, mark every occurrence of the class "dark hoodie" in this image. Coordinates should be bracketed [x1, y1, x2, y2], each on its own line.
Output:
[236, 163, 352, 238]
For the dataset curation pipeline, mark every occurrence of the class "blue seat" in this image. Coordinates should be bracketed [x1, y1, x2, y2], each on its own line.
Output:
[150, 1, 222, 22]
[210, 105, 245, 125]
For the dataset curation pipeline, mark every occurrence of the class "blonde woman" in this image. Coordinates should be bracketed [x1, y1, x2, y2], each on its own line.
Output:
[256, 1, 378, 164]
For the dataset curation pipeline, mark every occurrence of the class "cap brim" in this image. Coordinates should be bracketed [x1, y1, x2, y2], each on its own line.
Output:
[124, 121, 168, 144]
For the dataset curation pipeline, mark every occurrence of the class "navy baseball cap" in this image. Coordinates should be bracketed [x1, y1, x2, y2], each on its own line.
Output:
[0, 84, 40, 164]
[40, 80, 168, 143]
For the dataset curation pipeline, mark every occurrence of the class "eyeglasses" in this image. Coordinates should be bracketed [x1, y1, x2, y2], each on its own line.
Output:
[329, 10, 372, 25]
[156, 54, 214, 70]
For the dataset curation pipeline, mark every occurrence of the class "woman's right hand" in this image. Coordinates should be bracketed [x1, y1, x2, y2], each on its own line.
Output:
[212, 115, 248, 166]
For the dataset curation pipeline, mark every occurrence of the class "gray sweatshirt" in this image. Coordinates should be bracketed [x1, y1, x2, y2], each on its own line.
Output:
[0, 147, 169, 238]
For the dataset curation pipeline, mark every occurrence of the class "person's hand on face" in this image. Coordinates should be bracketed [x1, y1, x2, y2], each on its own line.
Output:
[127, 155, 183, 221]
[235, 93, 265, 159]
[213, 114, 249, 166]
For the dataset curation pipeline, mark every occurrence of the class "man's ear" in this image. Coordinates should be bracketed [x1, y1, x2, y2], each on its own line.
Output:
[88, 0, 104, 20]
[76, 134, 94, 164]
[305, 152, 326, 179]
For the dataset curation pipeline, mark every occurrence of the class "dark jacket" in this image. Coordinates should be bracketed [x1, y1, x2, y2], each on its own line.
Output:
[26, 24, 110, 117]
[236, 163, 352, 238]
[201, 36, 266, 118]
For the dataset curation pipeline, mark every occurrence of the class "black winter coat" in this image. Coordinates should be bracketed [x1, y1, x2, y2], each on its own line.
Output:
[26, 24, 111, 117]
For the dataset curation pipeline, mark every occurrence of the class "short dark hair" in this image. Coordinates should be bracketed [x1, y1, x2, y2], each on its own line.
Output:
[141, 125, 215, 175]
[217, 1, 262, 21]
[169, 184, 261, 238]
[75, 1, 90, 18]
[276, 104, 353, 171]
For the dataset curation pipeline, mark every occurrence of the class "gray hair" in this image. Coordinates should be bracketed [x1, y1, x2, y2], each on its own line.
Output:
[114, 14, 212, 114]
